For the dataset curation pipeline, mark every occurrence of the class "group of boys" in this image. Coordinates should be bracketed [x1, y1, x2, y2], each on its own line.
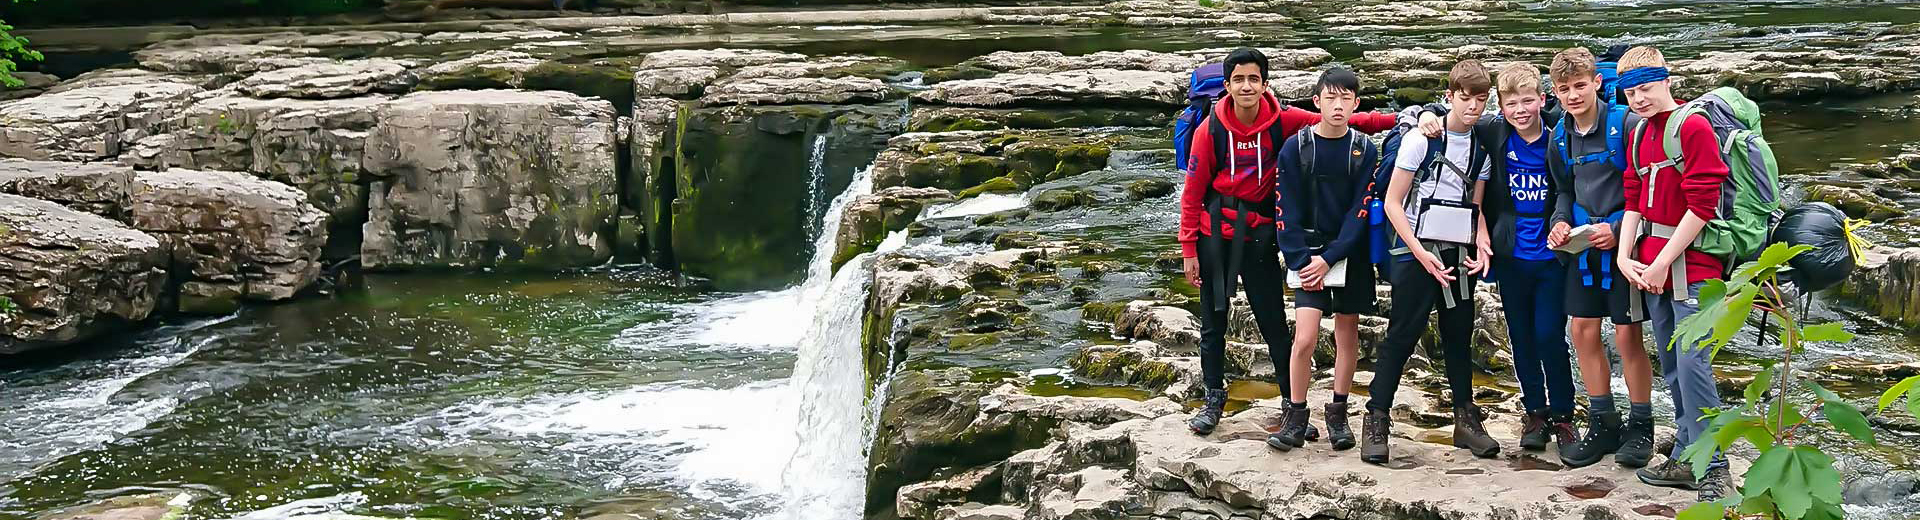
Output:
[1175, 45, 1733, 501]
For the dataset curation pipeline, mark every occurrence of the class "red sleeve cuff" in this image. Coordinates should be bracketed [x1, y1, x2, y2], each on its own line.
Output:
[1182, 241, 1198, 258]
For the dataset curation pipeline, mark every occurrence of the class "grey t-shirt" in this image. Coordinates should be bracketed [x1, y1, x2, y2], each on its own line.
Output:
[1395, 129, 1490, 231]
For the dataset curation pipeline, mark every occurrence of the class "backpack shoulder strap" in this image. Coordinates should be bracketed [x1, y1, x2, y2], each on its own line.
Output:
[1605, 105, 1631, 171]
[1553, 113, 1573, 167]
[1661, 103, 1706, 166]
[1348, 131, 1369, 178]
[1208, 114, 1230, 176]
[1296, 125, 1316, 178]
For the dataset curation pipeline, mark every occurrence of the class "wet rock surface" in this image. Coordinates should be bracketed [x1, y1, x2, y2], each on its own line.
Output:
[0, 195, 166, 354]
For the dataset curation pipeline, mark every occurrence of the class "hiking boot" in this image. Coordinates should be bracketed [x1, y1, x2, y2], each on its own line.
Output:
[1616, 416, 1655, 469]
[1188, 388, 1228, 435]
[1519, 410, 1550, 451]
[1361, 409, 1391, 465]
[1637, 458, 1701, 490]
[1452, 404, 1501, 458]
[1698, 465, 1733, 503]
[1267, 405, 1310, 451]
[1549, 413, 1579, 453]
[1325, 401, 1356, 451]
[1560, 410, 1622, 468]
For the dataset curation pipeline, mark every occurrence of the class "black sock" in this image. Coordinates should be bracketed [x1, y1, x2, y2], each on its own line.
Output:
[1628, 402, 1653, 423]
[1333, 393, 1349, 403]
[1289, 400, 1308, 409]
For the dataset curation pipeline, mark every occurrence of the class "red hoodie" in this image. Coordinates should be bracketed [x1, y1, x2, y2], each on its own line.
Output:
[1178, 93, 1400, 258]
[1624, 107, 1730, 288]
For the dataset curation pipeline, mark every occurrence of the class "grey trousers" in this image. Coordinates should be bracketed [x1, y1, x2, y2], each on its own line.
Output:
[1647, 281, 1728, 468]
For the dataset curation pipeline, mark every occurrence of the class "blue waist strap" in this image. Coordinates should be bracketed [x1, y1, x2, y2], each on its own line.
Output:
[1572, 205, 1626, 290]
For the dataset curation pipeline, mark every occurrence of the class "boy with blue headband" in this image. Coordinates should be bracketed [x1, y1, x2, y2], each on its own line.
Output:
[1614, 45, 1734, 502]
[1545, 47, 1657, 471]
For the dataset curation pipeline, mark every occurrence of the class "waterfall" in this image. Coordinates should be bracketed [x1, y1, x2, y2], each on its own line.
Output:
[804, 135, 831, 239]
[769, 166, 882, 520]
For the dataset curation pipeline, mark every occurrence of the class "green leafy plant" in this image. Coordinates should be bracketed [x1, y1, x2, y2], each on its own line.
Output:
[1670, 243, 1906, 520]
[1, 0, 42, 89]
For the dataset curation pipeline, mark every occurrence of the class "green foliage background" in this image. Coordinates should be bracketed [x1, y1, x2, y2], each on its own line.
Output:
[1, 0, 43, 88]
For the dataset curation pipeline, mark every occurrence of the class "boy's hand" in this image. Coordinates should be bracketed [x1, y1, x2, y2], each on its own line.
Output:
[1548, 221, 1571, 248]
[1619, 256, 1649, 291]
[1468, 242, 1491, 276]
[1184, 257, 1201, 287]
[1301, 256, 1330, 281]
[1588, 223, 1616, 250]
[1640, 258, 1672, 295]
[1418, 112, 1445, 138]
[1415, 248, 1455, 284]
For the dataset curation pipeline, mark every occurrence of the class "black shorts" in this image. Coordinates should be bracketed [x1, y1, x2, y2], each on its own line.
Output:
[1564, 252, 1647, 325]
[1294, 259, 1377, 315]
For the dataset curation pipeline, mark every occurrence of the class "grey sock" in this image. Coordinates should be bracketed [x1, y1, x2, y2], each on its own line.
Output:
[1589, 394, 1616, 416]
[1629, 402, 1653, 422]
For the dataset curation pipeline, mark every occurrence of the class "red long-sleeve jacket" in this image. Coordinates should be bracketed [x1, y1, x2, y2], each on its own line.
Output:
[1624, 108, 1731, 287]
[1178, 93, 1399, 258]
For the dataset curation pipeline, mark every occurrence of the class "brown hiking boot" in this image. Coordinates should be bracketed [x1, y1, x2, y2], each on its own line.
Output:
[1519, 410, 1550, 451]
[1452, 404, 1501, 458]
[1361, 408, 1391, 464]
[1549, 413, 1579, 452]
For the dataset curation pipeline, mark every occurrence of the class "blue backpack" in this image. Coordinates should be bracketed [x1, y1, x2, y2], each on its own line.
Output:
[1173, 62, 1227, 172]
[1597, 60, 1622, 105]
[1551, 103, 1631, 177]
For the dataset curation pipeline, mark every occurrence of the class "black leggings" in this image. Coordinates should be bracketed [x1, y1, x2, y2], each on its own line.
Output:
[1367, 248, 1476, 414]
[1195, 235, 1291, 396]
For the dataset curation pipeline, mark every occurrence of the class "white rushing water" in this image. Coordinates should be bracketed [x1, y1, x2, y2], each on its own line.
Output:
[804, 134, 832, 239]
[393, 166, 887, 519]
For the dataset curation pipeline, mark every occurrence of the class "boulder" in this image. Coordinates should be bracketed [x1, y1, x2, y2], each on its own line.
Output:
[914, 69, 1185, 108]
[135, 43, 321, 74]
[872, 129, 1132, 194]
[1673, 49, 1920, 100]
[231, 59, 419, 99]
[0, 70, 202, 161]
[833, 187, 956, 271]
[121, 93, 389, 258]
[0, 159, 134, 221]
[1840, 246, 1920, 329]
[0, 194, 166, 354]
[130, 169, 329, 314]
[1114, 301, 1201, 351]
[898, 463, 1005, 520]
[632, 66, 722, 99]
[359, 89, 619, 270]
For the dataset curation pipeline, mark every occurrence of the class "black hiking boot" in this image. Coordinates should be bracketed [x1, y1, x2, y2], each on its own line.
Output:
[1560, 409, 1622, 468]
[1361, 408, 1391, 465]
[1266, 405, 1310, 451]
[1616, 415, 1655, 469]
[1188, 388, 1228, 435]
[1325, 401, 1356, 451]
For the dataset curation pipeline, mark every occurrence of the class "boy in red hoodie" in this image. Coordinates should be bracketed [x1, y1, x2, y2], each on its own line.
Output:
[1614, 45, 1734, 502]
[1178, 48, 1408, 435]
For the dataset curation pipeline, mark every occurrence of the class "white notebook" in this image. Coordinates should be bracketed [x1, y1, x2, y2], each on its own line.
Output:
[1287, 259, 1349, 289]
[1554, 223, 1603, 254]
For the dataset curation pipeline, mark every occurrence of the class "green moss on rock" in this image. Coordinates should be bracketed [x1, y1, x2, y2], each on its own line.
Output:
[955, 175, 1022, 199]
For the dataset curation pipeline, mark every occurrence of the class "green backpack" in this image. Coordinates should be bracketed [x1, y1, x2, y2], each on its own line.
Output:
[1629, 86, 1785, 266]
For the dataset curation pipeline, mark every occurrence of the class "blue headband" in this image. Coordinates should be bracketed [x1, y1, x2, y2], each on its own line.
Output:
[1617, 67, 1670, 91]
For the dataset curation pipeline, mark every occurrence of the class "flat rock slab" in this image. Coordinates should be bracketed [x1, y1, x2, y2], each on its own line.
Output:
[233, 58, 418, 99]
[130, 169, 329, 314]
[0, 70, 202, 161]
[915, 69, 1185, 108]
[0, 194, 165, 354]
[0, 159, 134, 220]
[699, 76, 890, 105]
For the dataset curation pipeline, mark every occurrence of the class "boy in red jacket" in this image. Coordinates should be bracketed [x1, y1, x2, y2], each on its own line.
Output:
[1614, 45, 1734, 502]
[1177, 48, 1408, 435]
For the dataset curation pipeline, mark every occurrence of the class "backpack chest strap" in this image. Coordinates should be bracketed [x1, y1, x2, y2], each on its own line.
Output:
[1646, 222, 1696, 301]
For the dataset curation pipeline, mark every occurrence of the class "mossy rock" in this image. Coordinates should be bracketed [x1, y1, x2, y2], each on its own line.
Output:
[903, 153, 1010, 191]
[1392, 87, 1439, 105]
[415, 64, 523, 90]
[1069, 347, 1146, 381]
[921, 64, 999, 84]
[1081, 301, 1128, 323]
[1805, 184, 1906, 221]
[1125, 178, 1177, 200]
[1031, 187, 1093, 212]
[994, 230, 1042, 249]
[1014, 274, 1067, 291]
[955, 175, 1022, 199]
[949, 333, 1002, 351]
